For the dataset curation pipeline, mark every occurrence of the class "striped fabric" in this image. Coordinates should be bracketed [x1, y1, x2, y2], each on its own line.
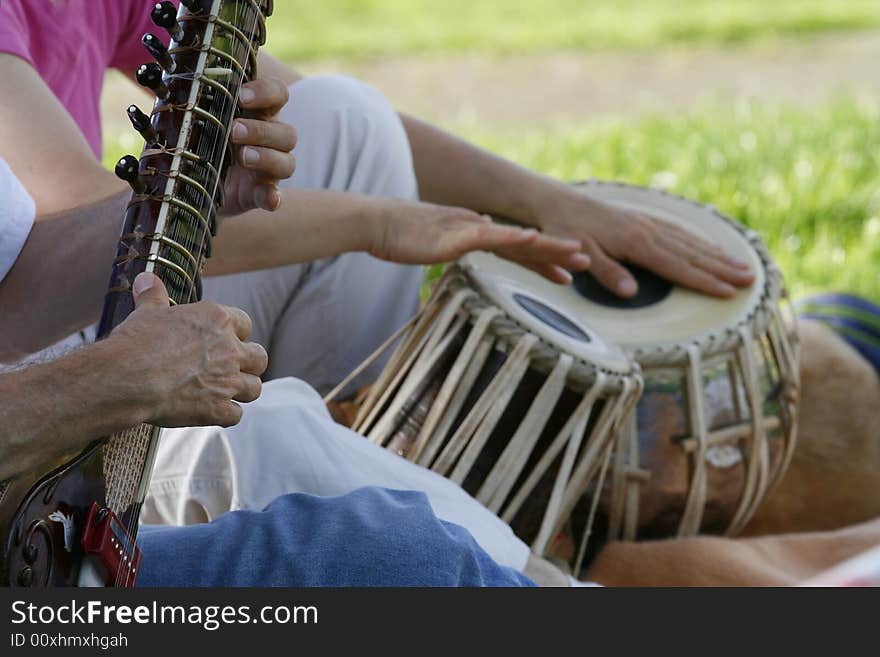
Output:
[797, 293, 880, 376]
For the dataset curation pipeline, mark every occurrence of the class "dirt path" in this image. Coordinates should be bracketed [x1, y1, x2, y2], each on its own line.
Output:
[101, 30, 880, 141]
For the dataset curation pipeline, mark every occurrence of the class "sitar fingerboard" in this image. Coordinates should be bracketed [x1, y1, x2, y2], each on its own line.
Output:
[98, 0, 272, 519]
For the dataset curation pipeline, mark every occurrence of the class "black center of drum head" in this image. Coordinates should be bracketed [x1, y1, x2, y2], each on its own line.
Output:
[572, 264, 674, 310]
[513, 293, 591, 343]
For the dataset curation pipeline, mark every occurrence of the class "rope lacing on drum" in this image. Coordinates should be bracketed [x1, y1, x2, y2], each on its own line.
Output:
[443, 269, 641, 395]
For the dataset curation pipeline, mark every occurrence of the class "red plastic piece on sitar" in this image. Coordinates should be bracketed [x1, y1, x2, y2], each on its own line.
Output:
[80, 502, 142, 587]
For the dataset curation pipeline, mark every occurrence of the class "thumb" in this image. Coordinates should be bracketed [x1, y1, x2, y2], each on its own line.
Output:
[132, 272, 170, 309]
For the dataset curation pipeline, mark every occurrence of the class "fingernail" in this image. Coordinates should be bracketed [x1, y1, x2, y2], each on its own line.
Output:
[731, 258, 750, 269]
[521, 228, 537, 237]
[243, 147, 259, 165]
[268, 186, 281, 210]
[617, 278, 637, 296]
[570, 253, 591, 268]
[718, 282, 737, 296]
[132, 272, 155, 296]
[239, 88, 255, 104]
[232, 121, 247, 141]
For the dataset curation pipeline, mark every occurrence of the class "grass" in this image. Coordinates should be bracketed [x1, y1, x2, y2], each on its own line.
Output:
[457, 96, 880, 302]
[264, 0, 880, 61]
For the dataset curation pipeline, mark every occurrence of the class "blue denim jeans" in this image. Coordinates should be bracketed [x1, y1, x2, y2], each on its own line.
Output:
[136, 487, 536, 587]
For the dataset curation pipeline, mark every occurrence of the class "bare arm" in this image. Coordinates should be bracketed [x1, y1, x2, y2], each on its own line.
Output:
[402, 114, 562, 222]
[212, 188, 589, 282]
[206, 188, 370, 275]
[0, 275, 267, 481]
[0, 55, 124, 215]
[0, 193, 127, 361]
[0, 338, 147, 480]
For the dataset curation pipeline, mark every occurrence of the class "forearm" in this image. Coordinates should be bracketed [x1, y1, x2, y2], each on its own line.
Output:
[0, 185, 381, 353]
[0, 54, 127, 216]
[0, 192, 128, 361]
[206, 187, 376, 275]
[401, 114, 570, 227]
[0, 339, 148, 480]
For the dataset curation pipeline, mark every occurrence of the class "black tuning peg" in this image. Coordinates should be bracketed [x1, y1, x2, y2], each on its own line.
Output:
[115, 155, 145, 195]
[151, 2, 184, 43]
[136, 63, 170, 101]
[126, 105, 158, 144]
[142, 33, 176, 74]
[179, 0, 203, 13]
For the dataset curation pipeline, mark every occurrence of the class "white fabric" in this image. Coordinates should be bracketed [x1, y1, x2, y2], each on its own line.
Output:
[143, 378, 531, 572]
[0, 158, 35, 283]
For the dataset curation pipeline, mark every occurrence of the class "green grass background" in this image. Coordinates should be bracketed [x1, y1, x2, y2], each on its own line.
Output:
[104, 1, 880, 301]
[265, 0, 880, 59]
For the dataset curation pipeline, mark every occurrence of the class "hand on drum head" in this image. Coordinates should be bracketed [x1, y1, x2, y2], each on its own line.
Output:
[539, 188, 755, 298]
[365, 198, 592, 284]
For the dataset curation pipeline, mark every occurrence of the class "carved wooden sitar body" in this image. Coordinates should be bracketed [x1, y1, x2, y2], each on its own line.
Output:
[1, 0, 273, 587]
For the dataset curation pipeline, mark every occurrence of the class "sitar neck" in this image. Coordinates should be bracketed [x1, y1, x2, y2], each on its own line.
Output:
[99, 0, 271, 337]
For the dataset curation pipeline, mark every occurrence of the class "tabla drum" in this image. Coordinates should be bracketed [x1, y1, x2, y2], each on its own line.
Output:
[330, 250, 643, 570]
[522, 181, 801, 545]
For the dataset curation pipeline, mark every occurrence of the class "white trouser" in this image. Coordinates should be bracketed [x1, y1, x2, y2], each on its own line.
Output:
[143, 378, 531, 573]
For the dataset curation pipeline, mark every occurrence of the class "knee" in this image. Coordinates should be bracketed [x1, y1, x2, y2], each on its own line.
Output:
[280, 75, 417, 198]
[289, 74, 411, 161]
[290, 75, 392, 115]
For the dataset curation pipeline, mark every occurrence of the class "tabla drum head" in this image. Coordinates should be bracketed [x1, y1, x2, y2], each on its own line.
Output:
[459, 252, 633, 376]
[469, 182, 768, 358]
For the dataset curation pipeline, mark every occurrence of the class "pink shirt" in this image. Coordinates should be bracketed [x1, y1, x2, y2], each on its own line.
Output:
[0, 1, 174, 158]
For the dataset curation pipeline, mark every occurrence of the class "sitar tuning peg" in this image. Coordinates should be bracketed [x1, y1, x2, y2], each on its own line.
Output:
[136, 63, 170, 101]
[115, 155, 145, 195]
[126, 105, 158, 144]
[142, 33, 176, 74]
[151, 2, 184, 43]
